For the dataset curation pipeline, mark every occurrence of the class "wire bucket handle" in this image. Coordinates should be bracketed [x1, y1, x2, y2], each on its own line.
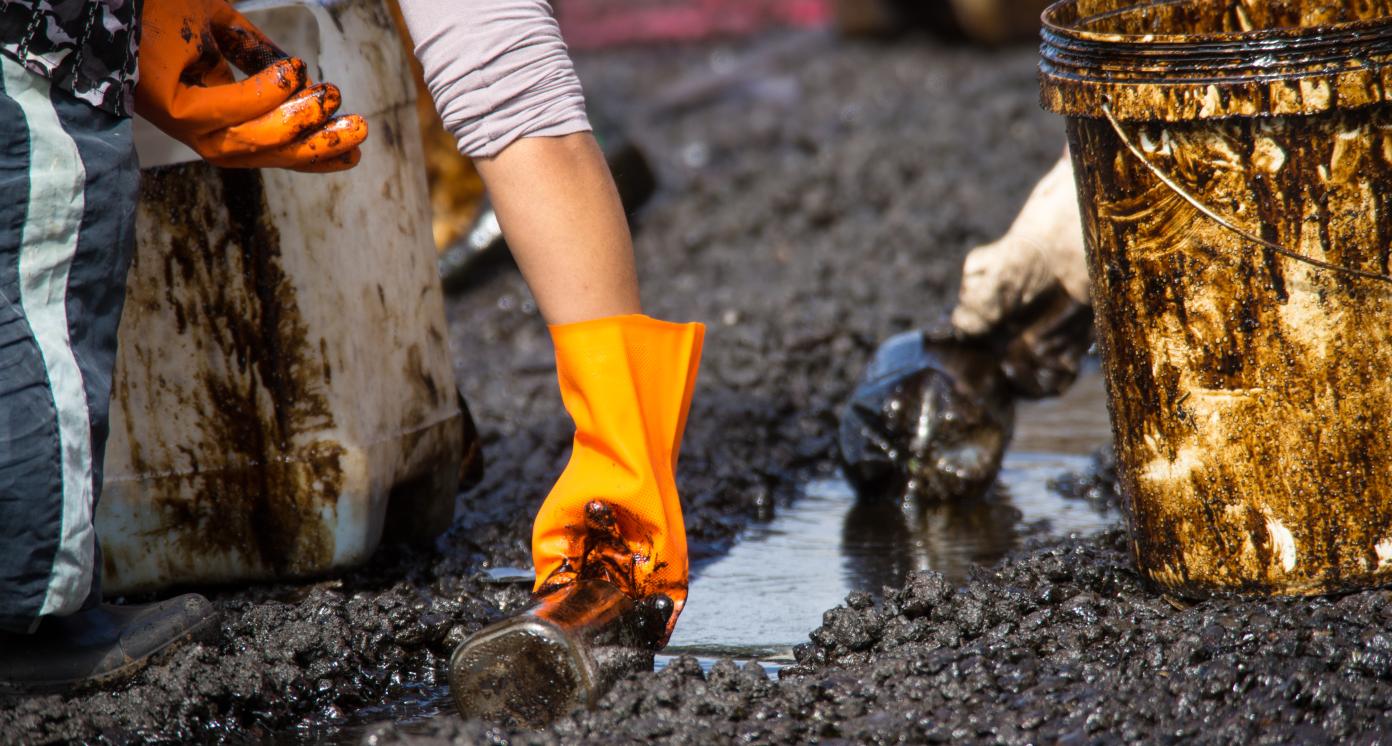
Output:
[1100, 100, 1392, 287]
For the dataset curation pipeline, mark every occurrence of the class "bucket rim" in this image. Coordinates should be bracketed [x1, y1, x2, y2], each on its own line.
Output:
[1042, 0, 1392, 47]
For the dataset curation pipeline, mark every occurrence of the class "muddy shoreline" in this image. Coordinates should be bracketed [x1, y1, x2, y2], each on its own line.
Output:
[371, 530, 1392, 744]
[5, 32, 1387, 744]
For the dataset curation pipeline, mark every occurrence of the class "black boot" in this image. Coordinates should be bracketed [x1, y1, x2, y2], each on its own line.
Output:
[0, 594, 219, 695]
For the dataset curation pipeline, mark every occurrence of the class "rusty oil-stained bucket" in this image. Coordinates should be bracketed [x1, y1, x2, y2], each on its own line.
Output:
[98, 0, 479, 593]
[1040, 0, 1392, 598]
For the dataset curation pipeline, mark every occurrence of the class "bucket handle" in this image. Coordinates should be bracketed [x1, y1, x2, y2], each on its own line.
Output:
[1100, 101, 1392, 287]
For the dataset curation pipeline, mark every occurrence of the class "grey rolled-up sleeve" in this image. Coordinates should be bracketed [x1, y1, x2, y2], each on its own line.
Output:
[397, 0, 591, 158]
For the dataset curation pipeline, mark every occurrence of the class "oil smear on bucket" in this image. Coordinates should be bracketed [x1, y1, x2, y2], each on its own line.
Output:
[1041, 0, 1392, 598]
[109, 166, 345, 581]
[102, 0, 471, 594]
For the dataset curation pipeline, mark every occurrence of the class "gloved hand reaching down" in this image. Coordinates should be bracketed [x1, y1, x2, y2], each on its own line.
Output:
[951, 150, 1094, 398]
[952, 151, 1090, 337]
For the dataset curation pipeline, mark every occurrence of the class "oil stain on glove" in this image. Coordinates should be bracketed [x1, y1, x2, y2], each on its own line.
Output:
[448, 314, 703, 727]
[531, 314, 704, 642]
[135, 0, 366, 171]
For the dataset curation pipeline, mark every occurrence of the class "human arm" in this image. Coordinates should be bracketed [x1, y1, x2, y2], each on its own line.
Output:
[473, 132, 641, 323]
[395, 0, 638, 323]
[951, 150, 1090, 335]
[397, 1, 699, 648]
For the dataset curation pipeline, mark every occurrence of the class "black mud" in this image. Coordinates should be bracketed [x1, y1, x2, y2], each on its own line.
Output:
[9, 32, 1385, 745]
[372, 531, 1392, 744]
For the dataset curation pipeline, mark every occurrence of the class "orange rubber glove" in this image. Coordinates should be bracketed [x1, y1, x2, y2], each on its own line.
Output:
[135, 0, 367, 172]
[532, 315, 705, 643]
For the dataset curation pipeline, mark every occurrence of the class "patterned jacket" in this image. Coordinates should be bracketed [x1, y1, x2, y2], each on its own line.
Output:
[0, 0, 141, 116]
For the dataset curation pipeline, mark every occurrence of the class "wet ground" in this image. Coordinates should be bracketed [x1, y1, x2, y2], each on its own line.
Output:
[664, 362, 1116, 668]
[5, 30, 1392, 745]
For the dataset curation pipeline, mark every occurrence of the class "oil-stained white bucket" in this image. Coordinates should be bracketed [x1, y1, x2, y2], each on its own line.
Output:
[100, 0, 472, 593]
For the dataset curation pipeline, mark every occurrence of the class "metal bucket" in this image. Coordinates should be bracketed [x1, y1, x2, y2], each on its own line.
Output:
[99, 0, 476, 593]
[1040, 0, 1392, 597]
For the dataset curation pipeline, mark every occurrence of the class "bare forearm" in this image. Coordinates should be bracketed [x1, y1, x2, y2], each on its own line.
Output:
[474, 133, 642, 324]
[396, 0, 638, 322]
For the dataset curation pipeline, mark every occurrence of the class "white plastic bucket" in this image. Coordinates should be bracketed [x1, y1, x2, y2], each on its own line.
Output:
[99, 0, 469, 593]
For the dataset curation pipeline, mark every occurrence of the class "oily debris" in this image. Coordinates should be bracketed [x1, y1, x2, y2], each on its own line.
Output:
[839, 331, 1015, 504]
[368, 532, 1392, 745]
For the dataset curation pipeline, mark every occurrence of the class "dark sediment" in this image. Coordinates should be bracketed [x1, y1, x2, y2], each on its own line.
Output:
[371, 531, 1392, 744]
[6, 31, 1386, 745]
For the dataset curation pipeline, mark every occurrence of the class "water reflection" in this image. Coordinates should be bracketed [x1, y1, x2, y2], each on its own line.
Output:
[666, 361, 1115, 659]
[841, 491, 1022, 592]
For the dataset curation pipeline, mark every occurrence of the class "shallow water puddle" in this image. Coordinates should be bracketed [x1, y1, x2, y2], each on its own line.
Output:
[665, 361, 1116, 665]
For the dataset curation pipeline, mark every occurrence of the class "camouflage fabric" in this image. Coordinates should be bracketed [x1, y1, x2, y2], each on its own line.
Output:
[0, 0, 141, 116]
